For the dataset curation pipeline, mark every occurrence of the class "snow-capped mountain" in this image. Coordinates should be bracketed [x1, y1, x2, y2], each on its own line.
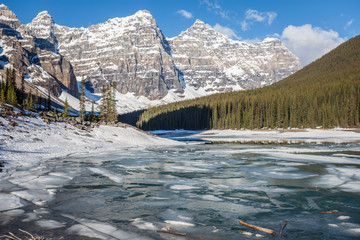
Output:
[1, 5, 301, 113]
[0, 4, 78, 100]
[169, 20, 301, 92]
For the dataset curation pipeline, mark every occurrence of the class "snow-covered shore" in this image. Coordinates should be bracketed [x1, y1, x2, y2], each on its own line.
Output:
[0, 112, 181, 178]
[152, 128, 360, 144]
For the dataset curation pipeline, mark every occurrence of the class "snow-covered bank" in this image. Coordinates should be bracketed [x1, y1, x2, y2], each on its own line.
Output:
[152, 129, 360, 144]
[0, 113, 181, 178]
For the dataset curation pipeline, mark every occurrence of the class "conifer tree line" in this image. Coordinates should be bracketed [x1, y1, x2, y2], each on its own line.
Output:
[96, 82, 118, 123]
[0, 68, 39, 111]
[0, 69, 119, 123]
[137, 35, 360, 130]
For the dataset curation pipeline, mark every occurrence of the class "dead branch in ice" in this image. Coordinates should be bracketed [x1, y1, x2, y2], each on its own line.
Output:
[279, 220, 287, 238]
[159, 230, 187, 236]
[239, 220, 276, 236]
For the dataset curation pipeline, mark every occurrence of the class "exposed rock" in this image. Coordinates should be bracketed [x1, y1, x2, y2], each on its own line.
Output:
[53, 10, 182, 99]
[168, 20, 301, 91]
[49, 11, 300, 102]
[1, 5, 301, 113]
[0, 4, 78, 99]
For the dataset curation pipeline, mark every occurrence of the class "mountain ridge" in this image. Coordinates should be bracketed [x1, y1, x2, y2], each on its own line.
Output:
[0, 5, 301, 113]
[137, 35, 360, 130]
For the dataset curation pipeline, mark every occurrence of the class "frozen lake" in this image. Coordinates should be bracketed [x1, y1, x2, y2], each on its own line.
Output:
[1, 141, 360, 239]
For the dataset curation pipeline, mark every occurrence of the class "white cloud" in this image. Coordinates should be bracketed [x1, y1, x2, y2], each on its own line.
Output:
[201, 0, 229, 19]
[281, 24, 345, 66]
[344, 19, 354, 29]
[266, 12, 277, 25]
[212, 23, 241, 40]
[241, 9, 277, 31]
[240, 20, 248, 31]
[177, 10, 193, 19]
[245, 9, 265, 22]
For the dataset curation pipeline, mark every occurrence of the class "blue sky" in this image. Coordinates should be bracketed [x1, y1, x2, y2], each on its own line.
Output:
[3, 0, 359, 66]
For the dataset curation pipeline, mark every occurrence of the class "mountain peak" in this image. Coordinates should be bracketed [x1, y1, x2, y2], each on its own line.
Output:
[192, 19, 208, 28]
[0, 4, 9, 11]
[0, 4, 22, 29]
[134, 10, 153, 19]
[31, 10, 54, 25]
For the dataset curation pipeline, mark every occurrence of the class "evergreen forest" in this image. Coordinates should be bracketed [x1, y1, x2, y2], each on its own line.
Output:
[137, 35, 360, 130]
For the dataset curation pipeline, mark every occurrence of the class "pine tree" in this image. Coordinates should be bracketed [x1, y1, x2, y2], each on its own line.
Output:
[110, 82, 117, 123]
[90, 101, 96, 122]
[62, 98, 69, 118]
[19, 73, 25, 108]
[25, 91, 33, 111]
[98, 85, 108, 122]
[6, 80, 17, 107]
[34, 90, 39, 110]
[79, 78, 86, 122]
[0, 88, 5, 105]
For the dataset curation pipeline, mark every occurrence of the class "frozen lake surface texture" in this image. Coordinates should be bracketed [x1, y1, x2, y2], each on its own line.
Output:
[1, 131, 360, 239]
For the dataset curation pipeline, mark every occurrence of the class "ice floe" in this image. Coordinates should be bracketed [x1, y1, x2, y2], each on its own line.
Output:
[88, 167, 123, 183]
[0, 193, 24, 211]
[36, 219, 65, 229]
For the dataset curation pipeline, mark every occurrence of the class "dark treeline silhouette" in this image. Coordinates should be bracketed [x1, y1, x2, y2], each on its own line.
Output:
[137, 35, 360, 130]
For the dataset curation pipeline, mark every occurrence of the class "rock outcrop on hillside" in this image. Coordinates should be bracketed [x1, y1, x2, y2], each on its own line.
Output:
[0, 5, 78, 98]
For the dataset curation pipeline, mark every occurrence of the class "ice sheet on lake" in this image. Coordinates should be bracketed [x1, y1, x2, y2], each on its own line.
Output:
[12, 189, 56, 206]
[315, 166, 360, 191]
[165, 165, 209, 172]
[88, 167, 123, 183]
[63, 214, 151, 240]
[67, 224, 110, 240]
[170, 185, 199, 190]
[23, 212, 40, 222]
[164, 220, 195, 227]
[130, 218, 158, 231]
[36, 219, 65, 229]
[202, 194, 223, 201]
[9, 174, 70, 190]
[0, 193, 24, 211]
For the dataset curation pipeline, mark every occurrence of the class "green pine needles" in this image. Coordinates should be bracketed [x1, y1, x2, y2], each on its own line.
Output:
[98, 82, 118, 123]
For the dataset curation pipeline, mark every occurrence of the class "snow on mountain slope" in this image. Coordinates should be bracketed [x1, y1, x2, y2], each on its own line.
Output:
[3, 5, 301, 113]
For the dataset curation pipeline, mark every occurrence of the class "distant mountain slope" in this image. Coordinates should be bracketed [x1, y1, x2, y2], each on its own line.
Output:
[0, 4, 78, 101]
[27, 9, 300, 113]
[0, 5, 300, 113]
[137, 35, 360, 130]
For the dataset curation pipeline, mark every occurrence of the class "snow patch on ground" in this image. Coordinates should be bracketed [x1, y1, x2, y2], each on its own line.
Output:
[185, 128, 360, 144]
[0, 112, 181, 178]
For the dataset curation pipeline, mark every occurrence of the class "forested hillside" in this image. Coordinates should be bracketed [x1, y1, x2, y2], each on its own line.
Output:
[137, 35, 360, 130]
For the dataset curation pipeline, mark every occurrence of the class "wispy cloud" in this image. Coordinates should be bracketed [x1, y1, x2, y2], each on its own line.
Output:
[344, 19, 354, 29]
[201, 0, 229, 19]
[212, 23, 241, 40]
[241, 9, 277, 31]
[177, 10, 193, 19]
[281, 24, 345, 66]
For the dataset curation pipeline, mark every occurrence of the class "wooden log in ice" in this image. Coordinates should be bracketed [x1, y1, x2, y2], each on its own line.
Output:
[239, 220, 276, 236]
[159, 230, 187, 236]
[321, 211, 344, 214]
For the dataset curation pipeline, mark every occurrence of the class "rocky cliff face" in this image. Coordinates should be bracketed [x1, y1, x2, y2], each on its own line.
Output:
[52, 10, 183, 100]
[1, 5, 301, 113]
[168, 20, 301, 93]
[48, 11, 300, 104]
[0, 5, 78, 99]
